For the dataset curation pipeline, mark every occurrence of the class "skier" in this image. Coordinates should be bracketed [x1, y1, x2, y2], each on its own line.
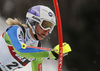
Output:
[0, 5, 71, 71]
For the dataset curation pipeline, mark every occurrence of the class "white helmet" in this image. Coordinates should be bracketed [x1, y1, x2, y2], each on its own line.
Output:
[26, 5, 56, 33]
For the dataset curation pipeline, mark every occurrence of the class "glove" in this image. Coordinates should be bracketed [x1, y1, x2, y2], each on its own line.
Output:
[49, 42, 72, 60]
[54, 42, 72, 54]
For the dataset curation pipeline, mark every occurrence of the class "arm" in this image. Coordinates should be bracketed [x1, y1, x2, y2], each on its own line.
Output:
[5, 25, 49, 58]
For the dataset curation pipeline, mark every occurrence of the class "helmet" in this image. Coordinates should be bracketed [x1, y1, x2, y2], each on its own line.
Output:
[26, 5, 56, 33]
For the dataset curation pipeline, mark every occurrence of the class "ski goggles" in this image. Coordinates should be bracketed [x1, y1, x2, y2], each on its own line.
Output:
[39, 20, 54, 33]
[27, 18, 55, 33]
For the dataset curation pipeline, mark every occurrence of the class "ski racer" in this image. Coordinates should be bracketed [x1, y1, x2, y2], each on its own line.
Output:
[0, 5, 71, 71]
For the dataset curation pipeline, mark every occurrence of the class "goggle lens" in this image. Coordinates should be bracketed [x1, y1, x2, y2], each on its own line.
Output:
[41, 20, 54, 30]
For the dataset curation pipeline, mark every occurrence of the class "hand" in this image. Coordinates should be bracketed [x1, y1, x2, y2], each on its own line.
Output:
[54, 42, 72, 54]
[49, 42, 72, 60]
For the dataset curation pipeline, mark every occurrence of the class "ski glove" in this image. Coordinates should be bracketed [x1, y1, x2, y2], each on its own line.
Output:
[54, 42, 71, 54]
[50, 42, 72, 60]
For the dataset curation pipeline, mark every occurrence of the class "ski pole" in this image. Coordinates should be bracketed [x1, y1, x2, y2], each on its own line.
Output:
[27, 46, 56, 51]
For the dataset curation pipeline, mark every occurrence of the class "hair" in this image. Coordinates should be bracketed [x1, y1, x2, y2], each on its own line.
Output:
[6, 18, 29, 28]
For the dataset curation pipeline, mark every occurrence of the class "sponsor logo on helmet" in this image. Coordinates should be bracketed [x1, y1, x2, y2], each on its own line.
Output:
[48, 12, 53, 17]
[32, 16, 40, 22]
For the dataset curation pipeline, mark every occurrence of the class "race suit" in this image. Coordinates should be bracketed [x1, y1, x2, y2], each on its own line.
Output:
[0, 25, 52, 71]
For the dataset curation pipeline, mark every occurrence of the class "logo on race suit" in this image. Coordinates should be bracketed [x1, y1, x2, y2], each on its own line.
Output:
[20, 31, 23, 37]
[18, 31, 25, 43]
[8, 45, 36, 66]
[18, 31, 24, 39]
[18, 34, 25, 43]
[26, 38, 28, 42]
[18, 35, 22, 39]
[48, 12, 53, 17]
[38, 63, 42, 71]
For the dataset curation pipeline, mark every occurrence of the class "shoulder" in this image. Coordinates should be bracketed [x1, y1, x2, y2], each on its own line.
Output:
[6, 25, 25, 33]
[6, 25, 26, 39]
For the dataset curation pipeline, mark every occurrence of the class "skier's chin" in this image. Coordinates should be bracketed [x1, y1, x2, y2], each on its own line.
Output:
[37, 35, 45, 40]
